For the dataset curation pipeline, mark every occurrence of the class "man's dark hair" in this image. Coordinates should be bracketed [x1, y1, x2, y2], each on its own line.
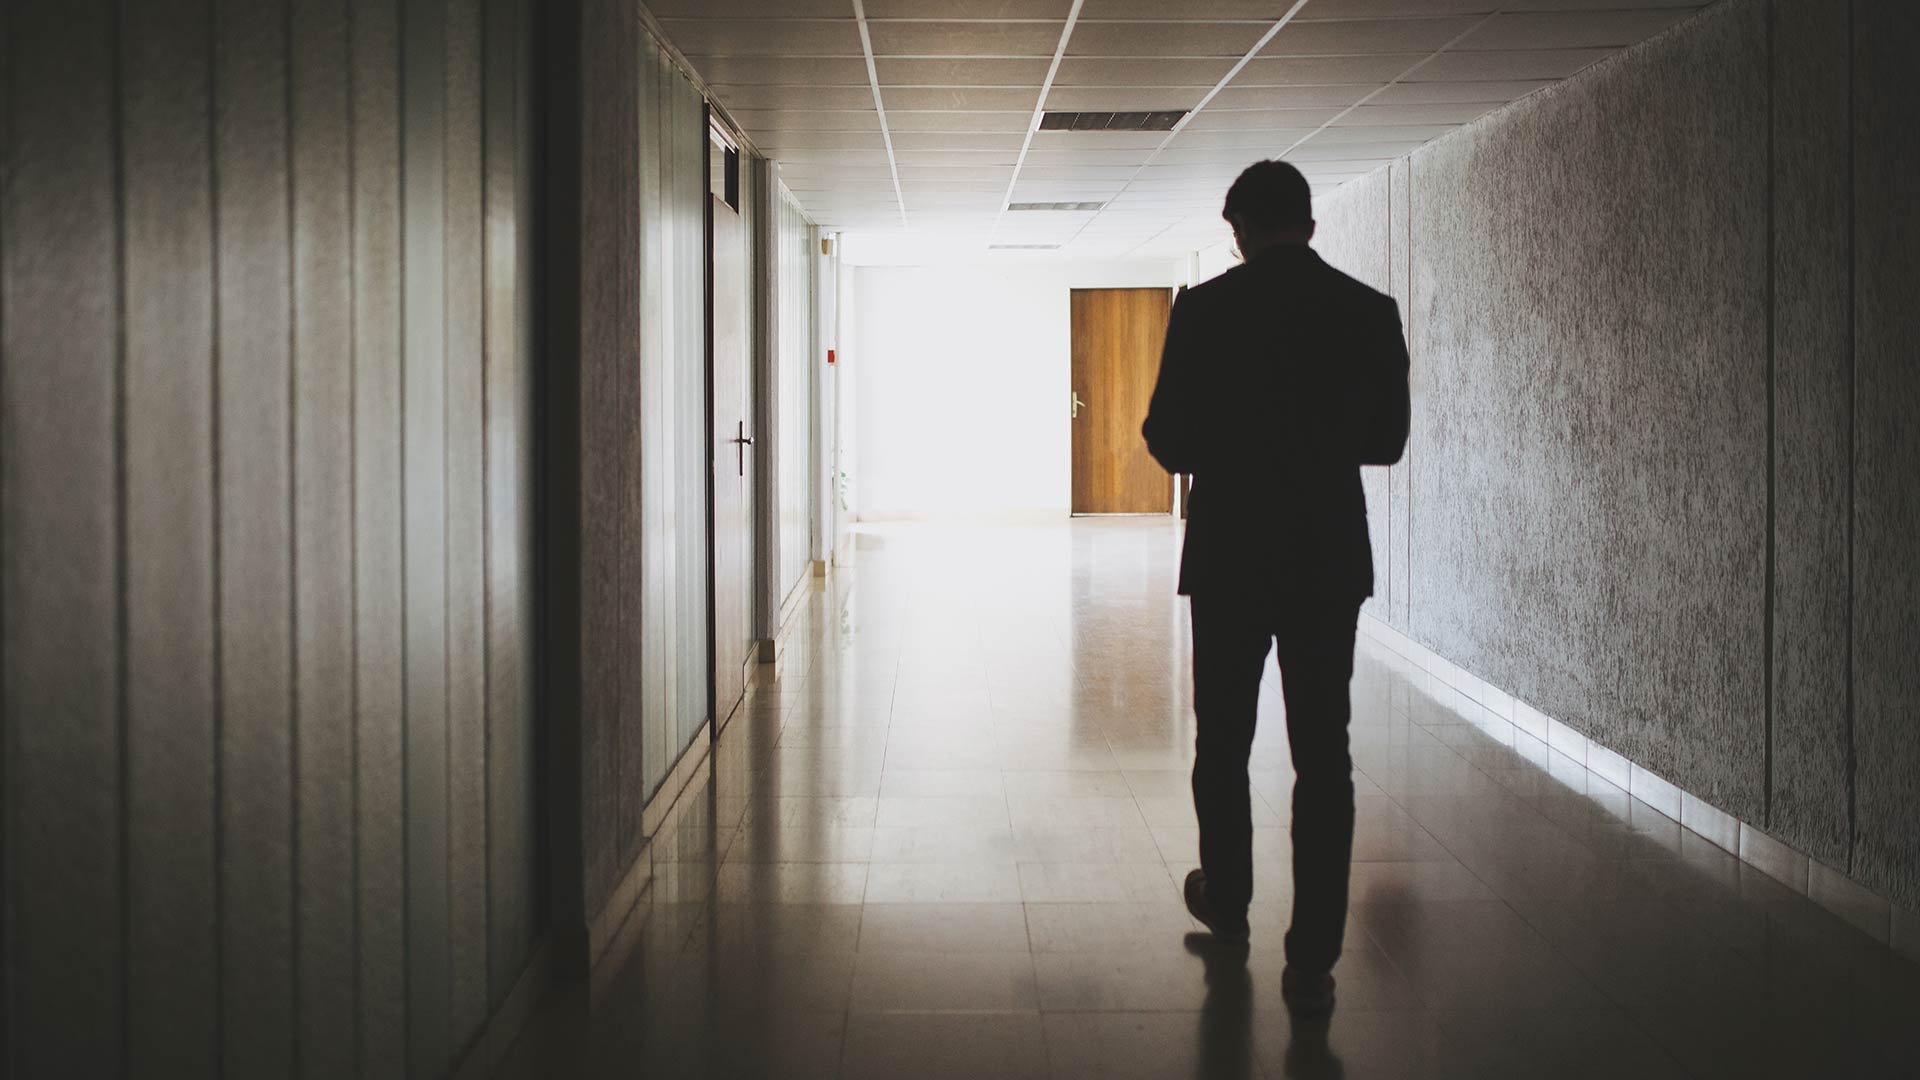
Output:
[1222, 159, 1312, 231]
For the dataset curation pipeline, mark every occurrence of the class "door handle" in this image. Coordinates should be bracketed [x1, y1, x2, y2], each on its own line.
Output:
[1070, 391, 1087, 419]
[730, 420, 754, 476]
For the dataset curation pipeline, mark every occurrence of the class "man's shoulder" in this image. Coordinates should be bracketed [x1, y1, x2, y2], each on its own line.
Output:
[1181, 265, 1248, 305]
[1182, 253, 1397, 321]
[1305, 255, 1395, 309]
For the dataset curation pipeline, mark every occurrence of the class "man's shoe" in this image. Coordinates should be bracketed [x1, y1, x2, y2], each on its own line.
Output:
[1182, 869, 1249, 945]
[1281, 965, 1337, 1019]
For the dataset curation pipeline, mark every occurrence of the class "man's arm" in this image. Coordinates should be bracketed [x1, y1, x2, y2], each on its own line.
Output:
[1142, 291, 1207, 474]
[1354, 294, 1411, 466]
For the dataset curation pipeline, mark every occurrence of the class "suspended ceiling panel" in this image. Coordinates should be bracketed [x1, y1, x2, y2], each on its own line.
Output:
[655, 0, 1707, 261]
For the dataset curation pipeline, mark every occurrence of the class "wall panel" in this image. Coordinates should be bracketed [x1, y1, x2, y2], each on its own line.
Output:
[349, 1, 411, 1072]
[636, 36, 712, 806]
[121, 0, 220, 1070]
[401, 0, 452, 1069]
[485, 0, 540, 1003]
[632, 27, 661, 854]
[444, 0, 492, 1041]
[1, 2, 124, 1073]
[671, 77, 710, 759]
[1769, 0, 1852, 867]
[289, 0, 359, 1072]
[1850, 0, 1920, 908]
[213, 0, 297, 1068]
[2, 0, 548, 1072]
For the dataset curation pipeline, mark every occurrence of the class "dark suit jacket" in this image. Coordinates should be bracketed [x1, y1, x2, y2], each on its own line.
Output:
[1142, 245, 1411, 603]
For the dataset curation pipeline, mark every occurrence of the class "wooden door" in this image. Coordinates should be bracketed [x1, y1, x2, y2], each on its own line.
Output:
[710, 193, 753, 719]
[1070, 287, 1174, 515]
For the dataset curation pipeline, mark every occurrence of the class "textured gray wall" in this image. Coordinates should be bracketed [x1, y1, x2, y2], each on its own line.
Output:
[1387, 158, 1413, 632]
[1850, 2, 1920, 908]
[577, 0, 642, 943]
[1312, 0, 1918, 906]
[1412, 0, 1771, 819]
[0, 0, 544, 1073]
[1770, 0, 1852, 869]
[1310, 168, 1393, 623]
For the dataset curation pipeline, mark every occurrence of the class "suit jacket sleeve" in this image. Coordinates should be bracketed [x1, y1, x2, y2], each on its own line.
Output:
[1355, 294, 1411, 466]
[1142, 290, 1205, 474]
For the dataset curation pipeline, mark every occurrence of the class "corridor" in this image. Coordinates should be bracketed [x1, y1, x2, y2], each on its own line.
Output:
[501, 521, 1920, 1080]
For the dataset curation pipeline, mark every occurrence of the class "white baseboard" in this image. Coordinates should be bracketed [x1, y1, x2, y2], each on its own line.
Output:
[1357, 613, 1919, 965]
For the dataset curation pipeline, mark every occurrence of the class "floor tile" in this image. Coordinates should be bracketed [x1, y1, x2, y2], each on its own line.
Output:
[864, 861, 1024, 903]
[1032, 942, 1217, 1011]
[1044, 1011, 1262, 1080]
[857, 902, 1032, 953]
[869, 825, 1024, 864]
[848, 949, 1040, 1012]
[1013, 825, 1166, 863]
[723, 823, 875, 864]
[1016, 861, 1182, 904]
[875, 794, 1012, 829]
[841, 1012, 1046, 1080]
[1025, 901, 1200, 953]
[1007, 795, 1148, 829]
[715, 863, 870, 905]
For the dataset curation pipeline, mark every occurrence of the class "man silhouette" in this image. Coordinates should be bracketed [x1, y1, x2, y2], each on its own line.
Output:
[1142, 159, 1410, 1019]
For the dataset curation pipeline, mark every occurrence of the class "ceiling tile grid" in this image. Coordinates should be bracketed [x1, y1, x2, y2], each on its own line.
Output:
[664, 0, 1709, 259]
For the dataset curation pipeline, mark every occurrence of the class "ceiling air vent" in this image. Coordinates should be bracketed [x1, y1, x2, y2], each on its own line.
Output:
[989, 243, 1061, 250]
[1039, 110, 1186, 132]
[1007, 201, 1105, 212]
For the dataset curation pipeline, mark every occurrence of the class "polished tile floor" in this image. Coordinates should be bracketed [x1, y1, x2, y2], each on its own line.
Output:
[503, 520, 1920, 1079]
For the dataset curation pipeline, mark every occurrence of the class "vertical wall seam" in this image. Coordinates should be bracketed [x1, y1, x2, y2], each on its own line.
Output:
[1385, 166, 1393, 613]
[477, 0, 491, 1002]
[0, 0, 11, 1063]
[282, 2, 301, 1069]
[440, 0, 454, 1024]
[1843, 0, 1857, 875]
[204, 1, 226, 1072]
[1405, 155, 1414, 627]
[395, 0, 411, 1056]
[1762, 0, 1775, 829]
[343, 0, 361, 1060]
[109, 2, 131, 1073]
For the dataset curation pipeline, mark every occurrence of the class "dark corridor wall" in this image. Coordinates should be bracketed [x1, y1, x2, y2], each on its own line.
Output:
[1, 0, 543, 1075]
[1313, 0, 1920, 908]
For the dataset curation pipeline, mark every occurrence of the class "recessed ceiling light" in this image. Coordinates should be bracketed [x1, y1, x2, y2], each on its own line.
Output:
[988, 243, 1061, 250]
[1007, 201, 1105, 212]
[1038, 110, 1186, 132]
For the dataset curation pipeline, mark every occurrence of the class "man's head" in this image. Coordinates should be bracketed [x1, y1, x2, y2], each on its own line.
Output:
[1222, 159, 1315, 258]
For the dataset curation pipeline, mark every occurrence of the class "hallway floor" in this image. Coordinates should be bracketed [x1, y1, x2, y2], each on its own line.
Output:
[503, 520, 1920, 1079]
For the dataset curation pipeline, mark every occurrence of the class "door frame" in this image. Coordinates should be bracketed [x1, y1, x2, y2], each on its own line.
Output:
[704, 107, 751, 731]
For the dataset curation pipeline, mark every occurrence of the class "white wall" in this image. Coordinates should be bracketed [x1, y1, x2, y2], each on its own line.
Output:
[850, 258, 1183, 520]
[1194, 238, 1238, 283]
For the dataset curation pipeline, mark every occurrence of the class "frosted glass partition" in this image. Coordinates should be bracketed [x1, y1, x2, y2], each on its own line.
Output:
[637, 37, 710, 803]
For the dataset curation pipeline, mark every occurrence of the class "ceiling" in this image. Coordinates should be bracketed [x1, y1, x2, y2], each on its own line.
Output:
[649, 0, 1710, 262]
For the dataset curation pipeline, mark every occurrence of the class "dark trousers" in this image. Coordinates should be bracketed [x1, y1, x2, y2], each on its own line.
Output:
[1189, 595, 1360, 975]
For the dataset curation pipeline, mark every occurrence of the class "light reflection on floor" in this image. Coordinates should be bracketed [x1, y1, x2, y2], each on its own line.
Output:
[502, 519, 1920, 1079]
